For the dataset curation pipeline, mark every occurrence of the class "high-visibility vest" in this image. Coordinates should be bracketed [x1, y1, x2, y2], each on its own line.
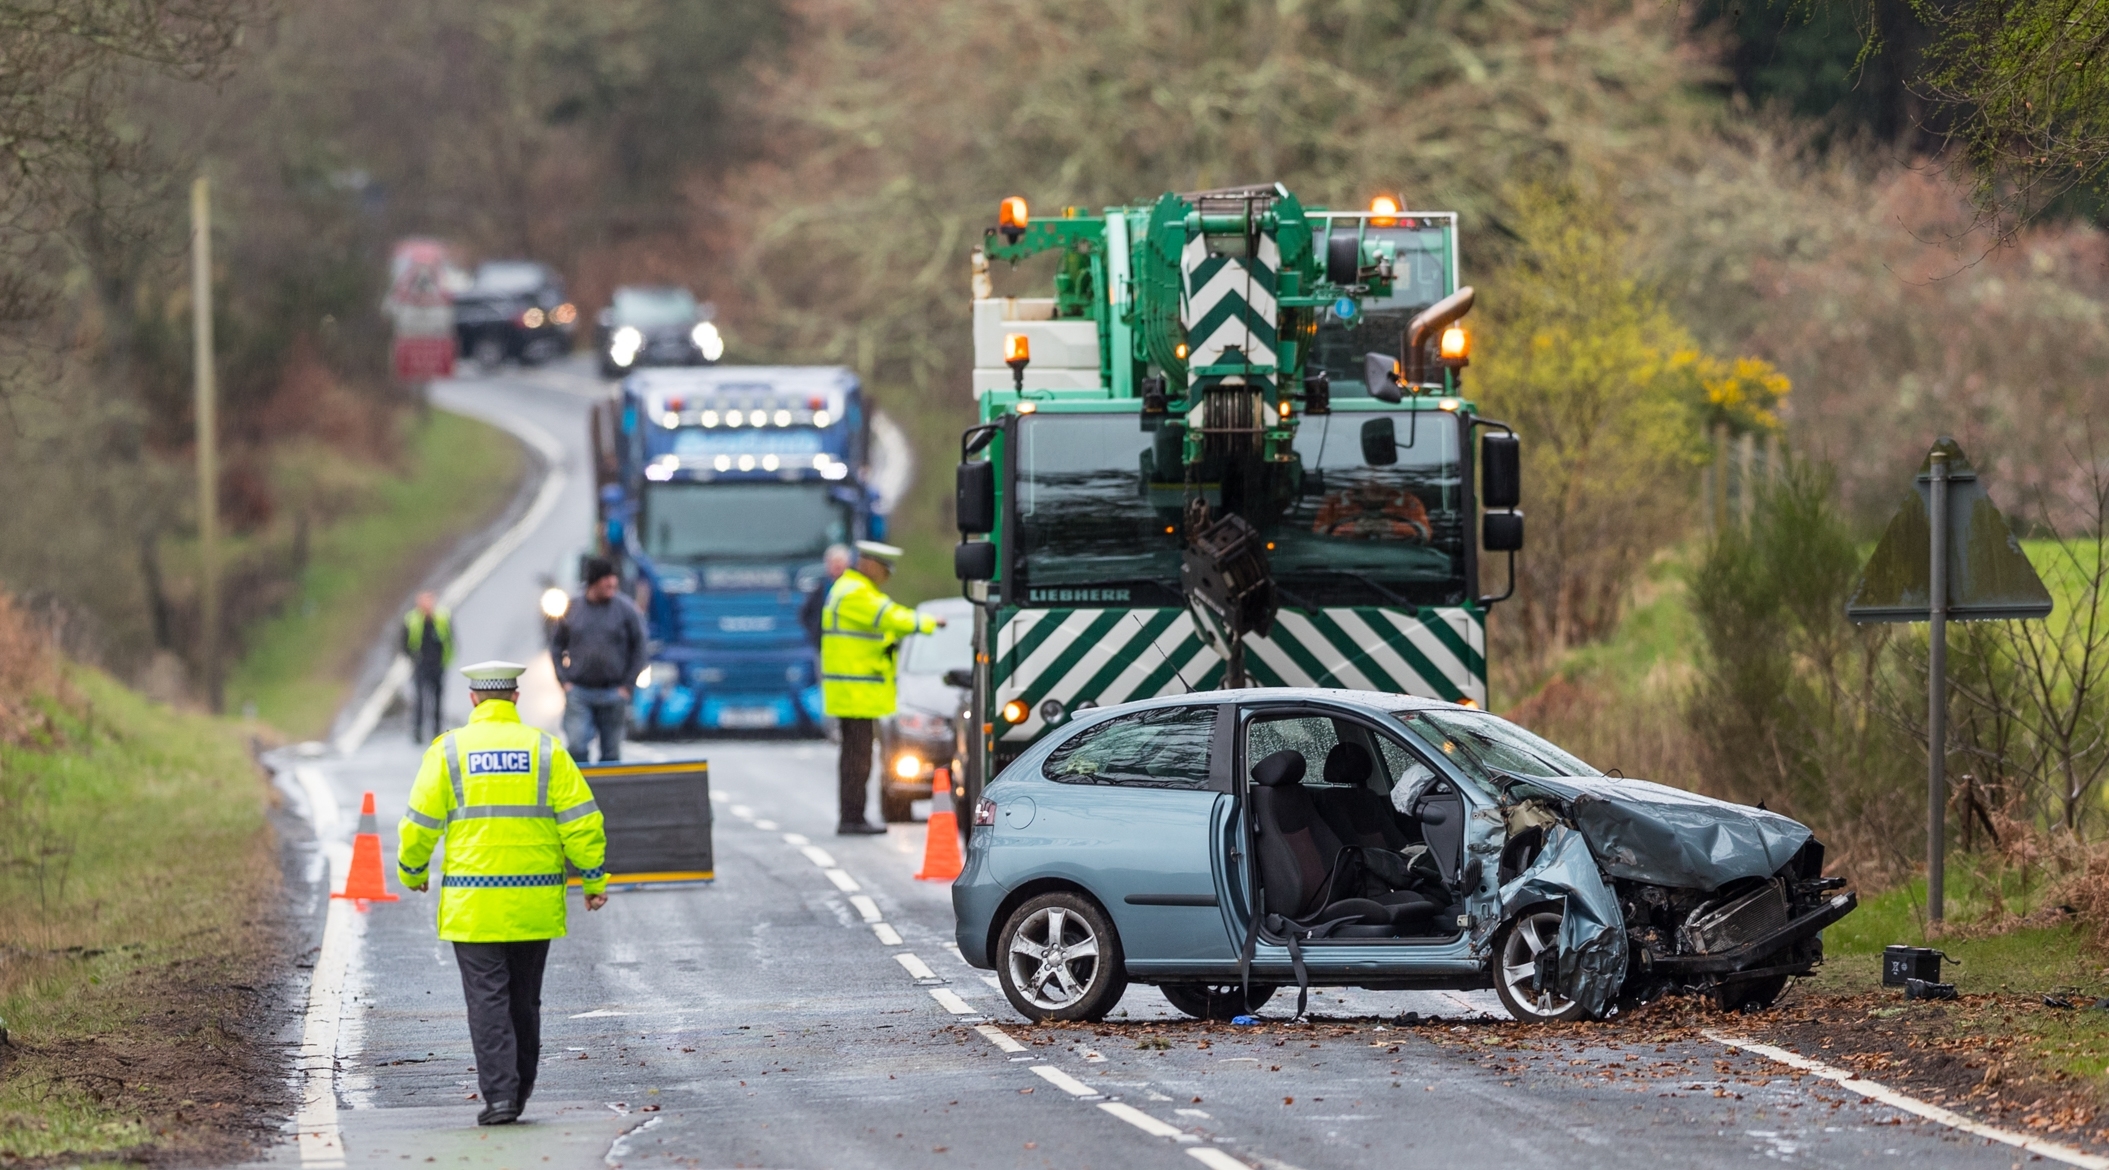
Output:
[404, 608, 455, 667]
[819, 570, 935, 719]
[396, 700, 607, 942]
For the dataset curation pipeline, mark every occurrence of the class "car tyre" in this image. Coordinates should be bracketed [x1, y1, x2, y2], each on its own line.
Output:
[996, 891, 1126, 1023]
[1710, 973, 1789, 1013]
[1492, 902, 1593, 1023]
[1160, 982, 1277, 1021]
[471, 335, 505, 372]
[880, 788, 916, 823]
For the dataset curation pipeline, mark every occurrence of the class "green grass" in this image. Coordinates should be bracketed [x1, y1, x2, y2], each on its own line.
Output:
[226, 409, 523, 738]
[0, 668, 273, 1160]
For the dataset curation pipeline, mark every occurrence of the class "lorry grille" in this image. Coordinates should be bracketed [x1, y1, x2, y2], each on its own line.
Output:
[1679, 880, 1789, 955]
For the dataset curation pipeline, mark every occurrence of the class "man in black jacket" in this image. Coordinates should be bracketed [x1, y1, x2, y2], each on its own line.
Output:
[551, 558, 649, 762]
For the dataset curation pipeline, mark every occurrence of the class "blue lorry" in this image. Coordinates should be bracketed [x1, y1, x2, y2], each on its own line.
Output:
[590, 365, 882, 736]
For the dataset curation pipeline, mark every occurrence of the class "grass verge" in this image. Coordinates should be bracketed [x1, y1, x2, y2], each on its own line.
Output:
[227, 407, 525, 738]
[0, 667, 282, 1164]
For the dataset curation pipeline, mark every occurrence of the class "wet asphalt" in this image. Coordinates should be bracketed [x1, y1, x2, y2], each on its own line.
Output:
[253, 365, 2030, 1169]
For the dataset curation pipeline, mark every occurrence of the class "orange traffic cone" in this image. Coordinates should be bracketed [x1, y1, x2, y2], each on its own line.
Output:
[914, 767, 964, 882]
[333, 791, 400, 905]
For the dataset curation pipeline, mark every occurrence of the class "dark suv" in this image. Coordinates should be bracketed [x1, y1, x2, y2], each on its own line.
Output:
[454, 261, 577, 369]
[596, 286, 723, 378]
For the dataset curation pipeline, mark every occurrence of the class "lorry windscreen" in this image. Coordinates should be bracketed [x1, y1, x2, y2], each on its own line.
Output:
[1310, 223, 1450, 387]
[1011, 411, 1466, 608]
[641, 482, 850, 561]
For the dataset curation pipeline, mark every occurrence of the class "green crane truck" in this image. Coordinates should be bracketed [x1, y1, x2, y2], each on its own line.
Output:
[951, 184, 1523, 807]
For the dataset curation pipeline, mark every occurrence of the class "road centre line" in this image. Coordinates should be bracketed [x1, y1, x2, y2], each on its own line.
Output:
[799, 844, 838, 868]
[1100, 1101, 1198, 1142]
[1186, 1148, 1255, 1170]
[1705, 1031, 2109, 1170]
[783, 832, 809, 845]
[823, 868, 861, 892]
[1031, 1063, 1100, 1097]
[872, 923, 903, 946]
[730, 804, 755, 820]
[974, 1023, 1028, 1053]
[848, 894, 882, 922]
[894, 952, 938, 980]
[929, 987, 979, 1015]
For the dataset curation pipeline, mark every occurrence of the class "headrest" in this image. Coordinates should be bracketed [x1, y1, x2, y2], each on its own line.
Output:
[1323, 742, 1374, 786]
[1251, 750, 1306, 788]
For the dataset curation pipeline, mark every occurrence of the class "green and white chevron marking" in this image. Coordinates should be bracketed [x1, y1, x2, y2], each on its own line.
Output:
[992, 605, 1486, 743]
[1180, 231, 1279, 382]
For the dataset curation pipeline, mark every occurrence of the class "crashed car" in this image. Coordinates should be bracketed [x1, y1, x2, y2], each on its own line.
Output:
[952, 688, 1856, 1024]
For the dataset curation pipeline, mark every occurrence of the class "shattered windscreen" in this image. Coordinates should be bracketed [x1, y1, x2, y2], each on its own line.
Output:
[1396, 709, 1599, 792]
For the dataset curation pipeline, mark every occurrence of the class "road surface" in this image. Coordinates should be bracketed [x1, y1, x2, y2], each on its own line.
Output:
[256, 361, 2037, 1169]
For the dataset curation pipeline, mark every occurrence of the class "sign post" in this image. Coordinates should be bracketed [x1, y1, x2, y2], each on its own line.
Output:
[1847, 437, 2051, 922]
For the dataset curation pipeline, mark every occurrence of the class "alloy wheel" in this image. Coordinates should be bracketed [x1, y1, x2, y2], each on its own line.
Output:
[1005, 904, 1102, 1012]
[1498, 908, 1577, 1020]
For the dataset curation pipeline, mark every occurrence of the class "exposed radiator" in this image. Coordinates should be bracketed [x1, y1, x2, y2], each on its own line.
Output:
[1680, 880, 1789, 955]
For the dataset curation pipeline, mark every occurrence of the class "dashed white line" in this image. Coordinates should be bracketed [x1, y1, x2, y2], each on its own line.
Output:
[848, 895, 882, 922]
[753, 819, 778, 830]
[1187, 1148, 1253, 1170]
[1707, 1030, 2109, 1170]
[929, 987, 979, 1016]
[729, 804, 755, 819]
[783, 832, 809, 845]
[1100, 1101, 1195, 1142]
[1030, 1063, 1099, 1098]
[894, 952, 938, 980]
[709, 790, 729, 803]
[822, 868, 861, 892]
[800, 845, 839, 868]
[872, 923, 903, 946]
[974, 1023, 1028, 1053]
[1176, 1108, 1212, 1119]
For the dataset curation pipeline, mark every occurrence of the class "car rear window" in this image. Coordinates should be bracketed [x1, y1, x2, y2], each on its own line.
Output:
[1042, 707, 1216, 789]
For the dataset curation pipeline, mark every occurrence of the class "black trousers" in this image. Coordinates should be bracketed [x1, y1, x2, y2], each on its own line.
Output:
[838, 717, 874, 825]
[411, 669, 445, 742]
[452, 940, 550, 1108]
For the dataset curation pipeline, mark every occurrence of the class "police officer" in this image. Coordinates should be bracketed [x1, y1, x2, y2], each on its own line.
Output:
[820, 541, 943, 835]
[396, 661, 609, 1126]
[401, 591, 455, 742]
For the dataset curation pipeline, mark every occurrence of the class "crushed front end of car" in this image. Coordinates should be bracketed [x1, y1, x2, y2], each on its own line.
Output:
[1473, 775, 1857, 1016]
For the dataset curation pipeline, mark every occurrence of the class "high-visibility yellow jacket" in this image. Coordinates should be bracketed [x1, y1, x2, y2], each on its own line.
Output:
[403, 607, 454, 667]
[396, 700, 607, 941]
[819, 570, 936, 719]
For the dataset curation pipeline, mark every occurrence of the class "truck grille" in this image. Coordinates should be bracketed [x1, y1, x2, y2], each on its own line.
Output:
[1679, 880, 1789, 955]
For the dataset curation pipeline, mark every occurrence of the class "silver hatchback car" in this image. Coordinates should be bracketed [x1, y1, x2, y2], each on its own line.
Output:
[953, 688, 1856, 1024]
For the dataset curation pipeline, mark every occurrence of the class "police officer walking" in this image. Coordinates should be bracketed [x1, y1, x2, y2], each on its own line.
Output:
[402, 591, 454, 741]
[396, 661, 609, 1126]
[821, 541, 943, 836]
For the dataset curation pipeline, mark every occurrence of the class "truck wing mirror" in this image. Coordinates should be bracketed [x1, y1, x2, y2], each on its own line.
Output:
[1360, 418, 1398, 466]
[955, 540, 997, 581]
[956, 460, 994, 534]
[1483, 510, 1524, 552]
[942, 668, 973, 689]
[1481, 431, 1520, 510]
[1363, 353, 1403, 404]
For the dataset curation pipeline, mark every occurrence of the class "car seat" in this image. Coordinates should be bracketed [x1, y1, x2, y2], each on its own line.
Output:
[1249, 750, 1436, 933]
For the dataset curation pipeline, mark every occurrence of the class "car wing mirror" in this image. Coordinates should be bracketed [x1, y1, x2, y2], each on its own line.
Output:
[1361, 417, 1398, 466]
[942, 668, 973, 689]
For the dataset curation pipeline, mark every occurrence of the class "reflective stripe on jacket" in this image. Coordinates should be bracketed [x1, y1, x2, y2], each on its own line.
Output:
[396, 700, 608, 941]
[403, 609, 454, 667]
[818, 569, 936, 719]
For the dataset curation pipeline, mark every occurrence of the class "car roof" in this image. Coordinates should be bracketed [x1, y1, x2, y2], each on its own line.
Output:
[1075, 686, 1470, 720]
[913, 596, 975, 620]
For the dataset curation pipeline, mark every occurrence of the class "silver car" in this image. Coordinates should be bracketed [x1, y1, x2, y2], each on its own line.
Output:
[876, 598, 974, 821]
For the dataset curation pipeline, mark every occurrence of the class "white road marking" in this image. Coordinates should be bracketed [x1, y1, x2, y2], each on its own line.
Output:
[1707, 1031, 2109, 1170]
[295, 840, 356, 1167]
[783, 832, 810, 845]
[1100, 1101, 1195, 1141]
[1030, 1063, 1099, 1097]
[1187, 1148, 1253, 1170]
[294, 767, 341, 836]
[823, 868, 861, 892]
[929, 988, 979, 1015]
[895, 952, 938, 980]
[753, 819, 778, 830]
[974, 1024, 1028, 1053]
[569, 1009, 630, 1019]
[1177, 1108, 1212, 1119]
[800, 845, 838, 868]
[710, 790, 729, 803]
[848, 895, 882, 922]
[730, 805, 755, 820]
[872, 923, 903, 946]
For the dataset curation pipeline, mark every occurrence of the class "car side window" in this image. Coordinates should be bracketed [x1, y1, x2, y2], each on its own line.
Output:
[1041, 707, 1216, 789]
[1244, 716, 1340, 787]
[1376, 733, 1443, 810]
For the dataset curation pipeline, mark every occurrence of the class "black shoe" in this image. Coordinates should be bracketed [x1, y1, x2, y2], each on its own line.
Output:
[836, 822, 887, 836]
[477, 1100, 519, 1126]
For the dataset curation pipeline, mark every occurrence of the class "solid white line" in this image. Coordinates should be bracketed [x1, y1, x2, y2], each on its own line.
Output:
[294, 767, 340, 837]
[333, 406, 567, 756]
[1030, 1063, 1098, 1097]
[930, 987, 979, 1016]
[800, 844, 838, 868]
[294, 841, 355, 1167]
[974, 1023, 1028, 1053]
[872, 923, 903, 946]
[895, 952, 938, 980]
[848, 894, 882, 922]
[1100, 1101, 1192, 1140]
[1187, 1148, 1252, 1170]
[1706, 1030, 2109, 1170]
[823, 868, 861, 892]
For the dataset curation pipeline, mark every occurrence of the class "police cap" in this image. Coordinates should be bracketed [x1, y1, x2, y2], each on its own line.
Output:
[461, 660, 528, 691]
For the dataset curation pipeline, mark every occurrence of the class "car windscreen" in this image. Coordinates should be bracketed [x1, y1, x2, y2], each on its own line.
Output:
[473, 261, 550, 296]
[640, 482, 850, 561]
[1010, 410, 1465, 608]
[900, 618, 971, 675]
[613, 288, 697, 328]
[1396, 709, 1599, 793]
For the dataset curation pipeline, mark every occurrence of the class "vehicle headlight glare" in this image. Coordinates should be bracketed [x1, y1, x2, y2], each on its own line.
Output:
[893, 754, 923, 779]
[638, 666, 656, 688]
[1000, 699, 1027, 724]
[540, 588, 569, 619]
[692, 321, 724, 361]
[813, 410, 831, 427]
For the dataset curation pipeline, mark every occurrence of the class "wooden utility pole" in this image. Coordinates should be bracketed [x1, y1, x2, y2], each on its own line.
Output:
[192, 176, 221, 713]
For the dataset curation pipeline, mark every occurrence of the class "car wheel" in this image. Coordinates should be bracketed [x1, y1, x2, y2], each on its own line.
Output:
[1493, 903, 1592, 1023]
[471, 335, 505, 372]
[880, 787, 916, 823]
[1160, 982, 1276, 1021]
[1710, 973, 1789, 1013]
[997, 892, 1127, 1023]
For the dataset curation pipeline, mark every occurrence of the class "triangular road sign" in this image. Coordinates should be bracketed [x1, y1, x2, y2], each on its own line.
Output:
[1846, 437, 2053, 623]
